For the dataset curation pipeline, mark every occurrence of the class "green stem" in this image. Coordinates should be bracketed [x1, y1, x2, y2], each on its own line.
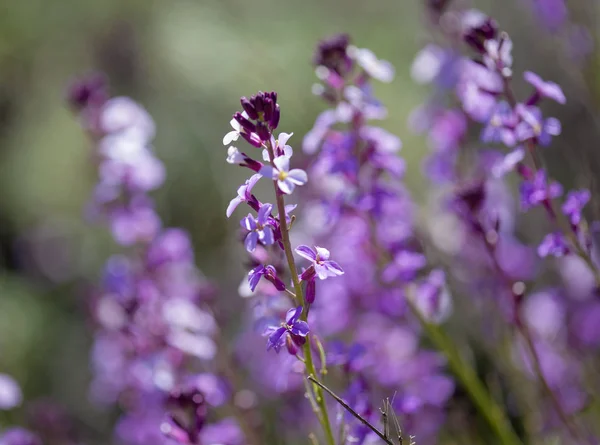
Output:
[406, 296, 523, 445]
[266, 141, 336, 445]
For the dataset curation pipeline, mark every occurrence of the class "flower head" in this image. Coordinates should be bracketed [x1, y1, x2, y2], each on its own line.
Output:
[538, 232, 570, 258]
[519, 169, 563, 210]
[524, 71, 566, 105]
[227, 174, 261, 218]
[295, 245, 344, 280]
[515, 104, 561, 146]
[562, 189, 591, 226]
[248, 265, 286, 293]
[260, 156, 308, 195]
[241, 204, 275, 252]
[265, 307, 310, 353]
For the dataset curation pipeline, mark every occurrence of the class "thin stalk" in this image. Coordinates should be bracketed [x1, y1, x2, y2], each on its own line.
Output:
[307, 376, 396, 445]
[265, 141, 336, 445]
[406, 297, 523, 445]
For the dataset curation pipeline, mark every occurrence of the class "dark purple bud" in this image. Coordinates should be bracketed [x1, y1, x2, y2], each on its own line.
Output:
[463, 11, 498, 53]
[456, 182, 486, 213]
[66, 73, 107, 110]
[253, 92, 265, 114]
[243, 157, 263, 173]
[300, 265, 316, 282]
[240, 132, 263, 148]
[263, 97, 274, 123]
[256, 122, 271, 141]
[233, 112, 256, 133]
[305, 278, 316, 304]
[240, 97, 258, 120]
[268, 91, 277, 104]
[285, 335, 299, 355]
[270, 105, 280, 130]
[264, 265, 286, 291]
[313, 34, 351, 75]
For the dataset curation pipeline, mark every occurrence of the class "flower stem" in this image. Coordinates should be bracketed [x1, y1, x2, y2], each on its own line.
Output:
[266, 141, 336, 445]
[406, 296, 523, 445]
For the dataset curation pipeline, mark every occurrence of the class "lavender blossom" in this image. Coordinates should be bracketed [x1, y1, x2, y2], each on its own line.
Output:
[265, 307, 310, 353]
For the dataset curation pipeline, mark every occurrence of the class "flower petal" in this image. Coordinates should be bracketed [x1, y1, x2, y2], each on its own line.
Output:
[295, 245, 317, 261]
[259, 166, 276, 180]
[278, 132, 294, 147]
[287, 169, 308, 186]
[223, 131, 239, 146]
[260, 226, 274, 245]
[278, 178, 295, 194]
[314, 246, 331, 260]
[273, 156, 290, 172]
[244, 232, 258, 252]
[291, 320, 309, 337]
[226, 197, 243, 218]
[286, 306, 303, 324]
[257, 203, 273, 224]
[324, 260, 344, 276]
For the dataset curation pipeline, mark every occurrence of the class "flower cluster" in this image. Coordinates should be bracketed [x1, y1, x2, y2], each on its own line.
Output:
[69, 76, 242, 445]
[412, 4, 600, 441]
[223, 90, 345, 443]
[298, 35, 454, 443]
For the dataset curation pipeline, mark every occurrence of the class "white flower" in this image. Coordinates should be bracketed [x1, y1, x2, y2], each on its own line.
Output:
[260, 156, 308, 194]
[223, 111, 250, 145]
[411, 44, 444, 84]
[226, 146, 245, 164]
[262, 132, 294, 161]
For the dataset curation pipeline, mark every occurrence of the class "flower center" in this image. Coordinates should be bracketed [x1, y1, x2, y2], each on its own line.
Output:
[278, 171, 289, 181]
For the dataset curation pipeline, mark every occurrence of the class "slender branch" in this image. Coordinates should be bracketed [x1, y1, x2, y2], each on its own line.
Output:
[307, 375, 396, 445]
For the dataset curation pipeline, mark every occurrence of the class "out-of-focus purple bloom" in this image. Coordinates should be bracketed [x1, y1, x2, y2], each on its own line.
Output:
[248, 265, 286, 292]
[241, 204, 275, 252]
[260, 156, 308, 195]
[265, 307, 310, 353]
[108, 198, 162, 246]
[524, 71, 566, 105]
[457, 59, 502, 122]
[491, 147, 525, 178]
[296, 245, 344, 280]
[461, 9, 498, 52]
[483, 36, 513, 75]
[66, 73, 107, 111]
[562, 189, 590, 226]
[409, 270, 452, 324]
[382, 251, 427, 283]
[313, 34, 352, 76]
[538, 232, 570, 258]
[0, 375, 21, 410]
[0, 428, 41, 445]
[515, 104, 561, 146]
[428, 109, 467, 153]
[530, 0, 568, 32]
[519, 169, 563, 210]
[348, 46, 394, 82]
[199, 418, 243, 445]
[481, 101, 517, 146]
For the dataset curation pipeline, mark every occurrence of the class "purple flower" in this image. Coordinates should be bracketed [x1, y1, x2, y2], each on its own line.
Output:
[481, 101, 517, 146]
[260, 156, 308, 194]
[66, 73, 107, 111]
[248, 265, 286, 292]
[562, 189, 590, 226]
[265, 307, 310, 353]
[0, 428, 41, 445]
[0, 374, 21, 410]
[490, 147, 525, 178]
[226, 174, 261, 218]
[524, 71, 566, 105]
[240, 204, 275, 252]
[348, 46, 395, 83]
[538, 232, 570, 258]
[109, 198, 162, 246]
[515, 104, 561, 146]
[295, 245, 344, 280]
[381, 250, 427, 283]
[519, 169, 563, 210]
